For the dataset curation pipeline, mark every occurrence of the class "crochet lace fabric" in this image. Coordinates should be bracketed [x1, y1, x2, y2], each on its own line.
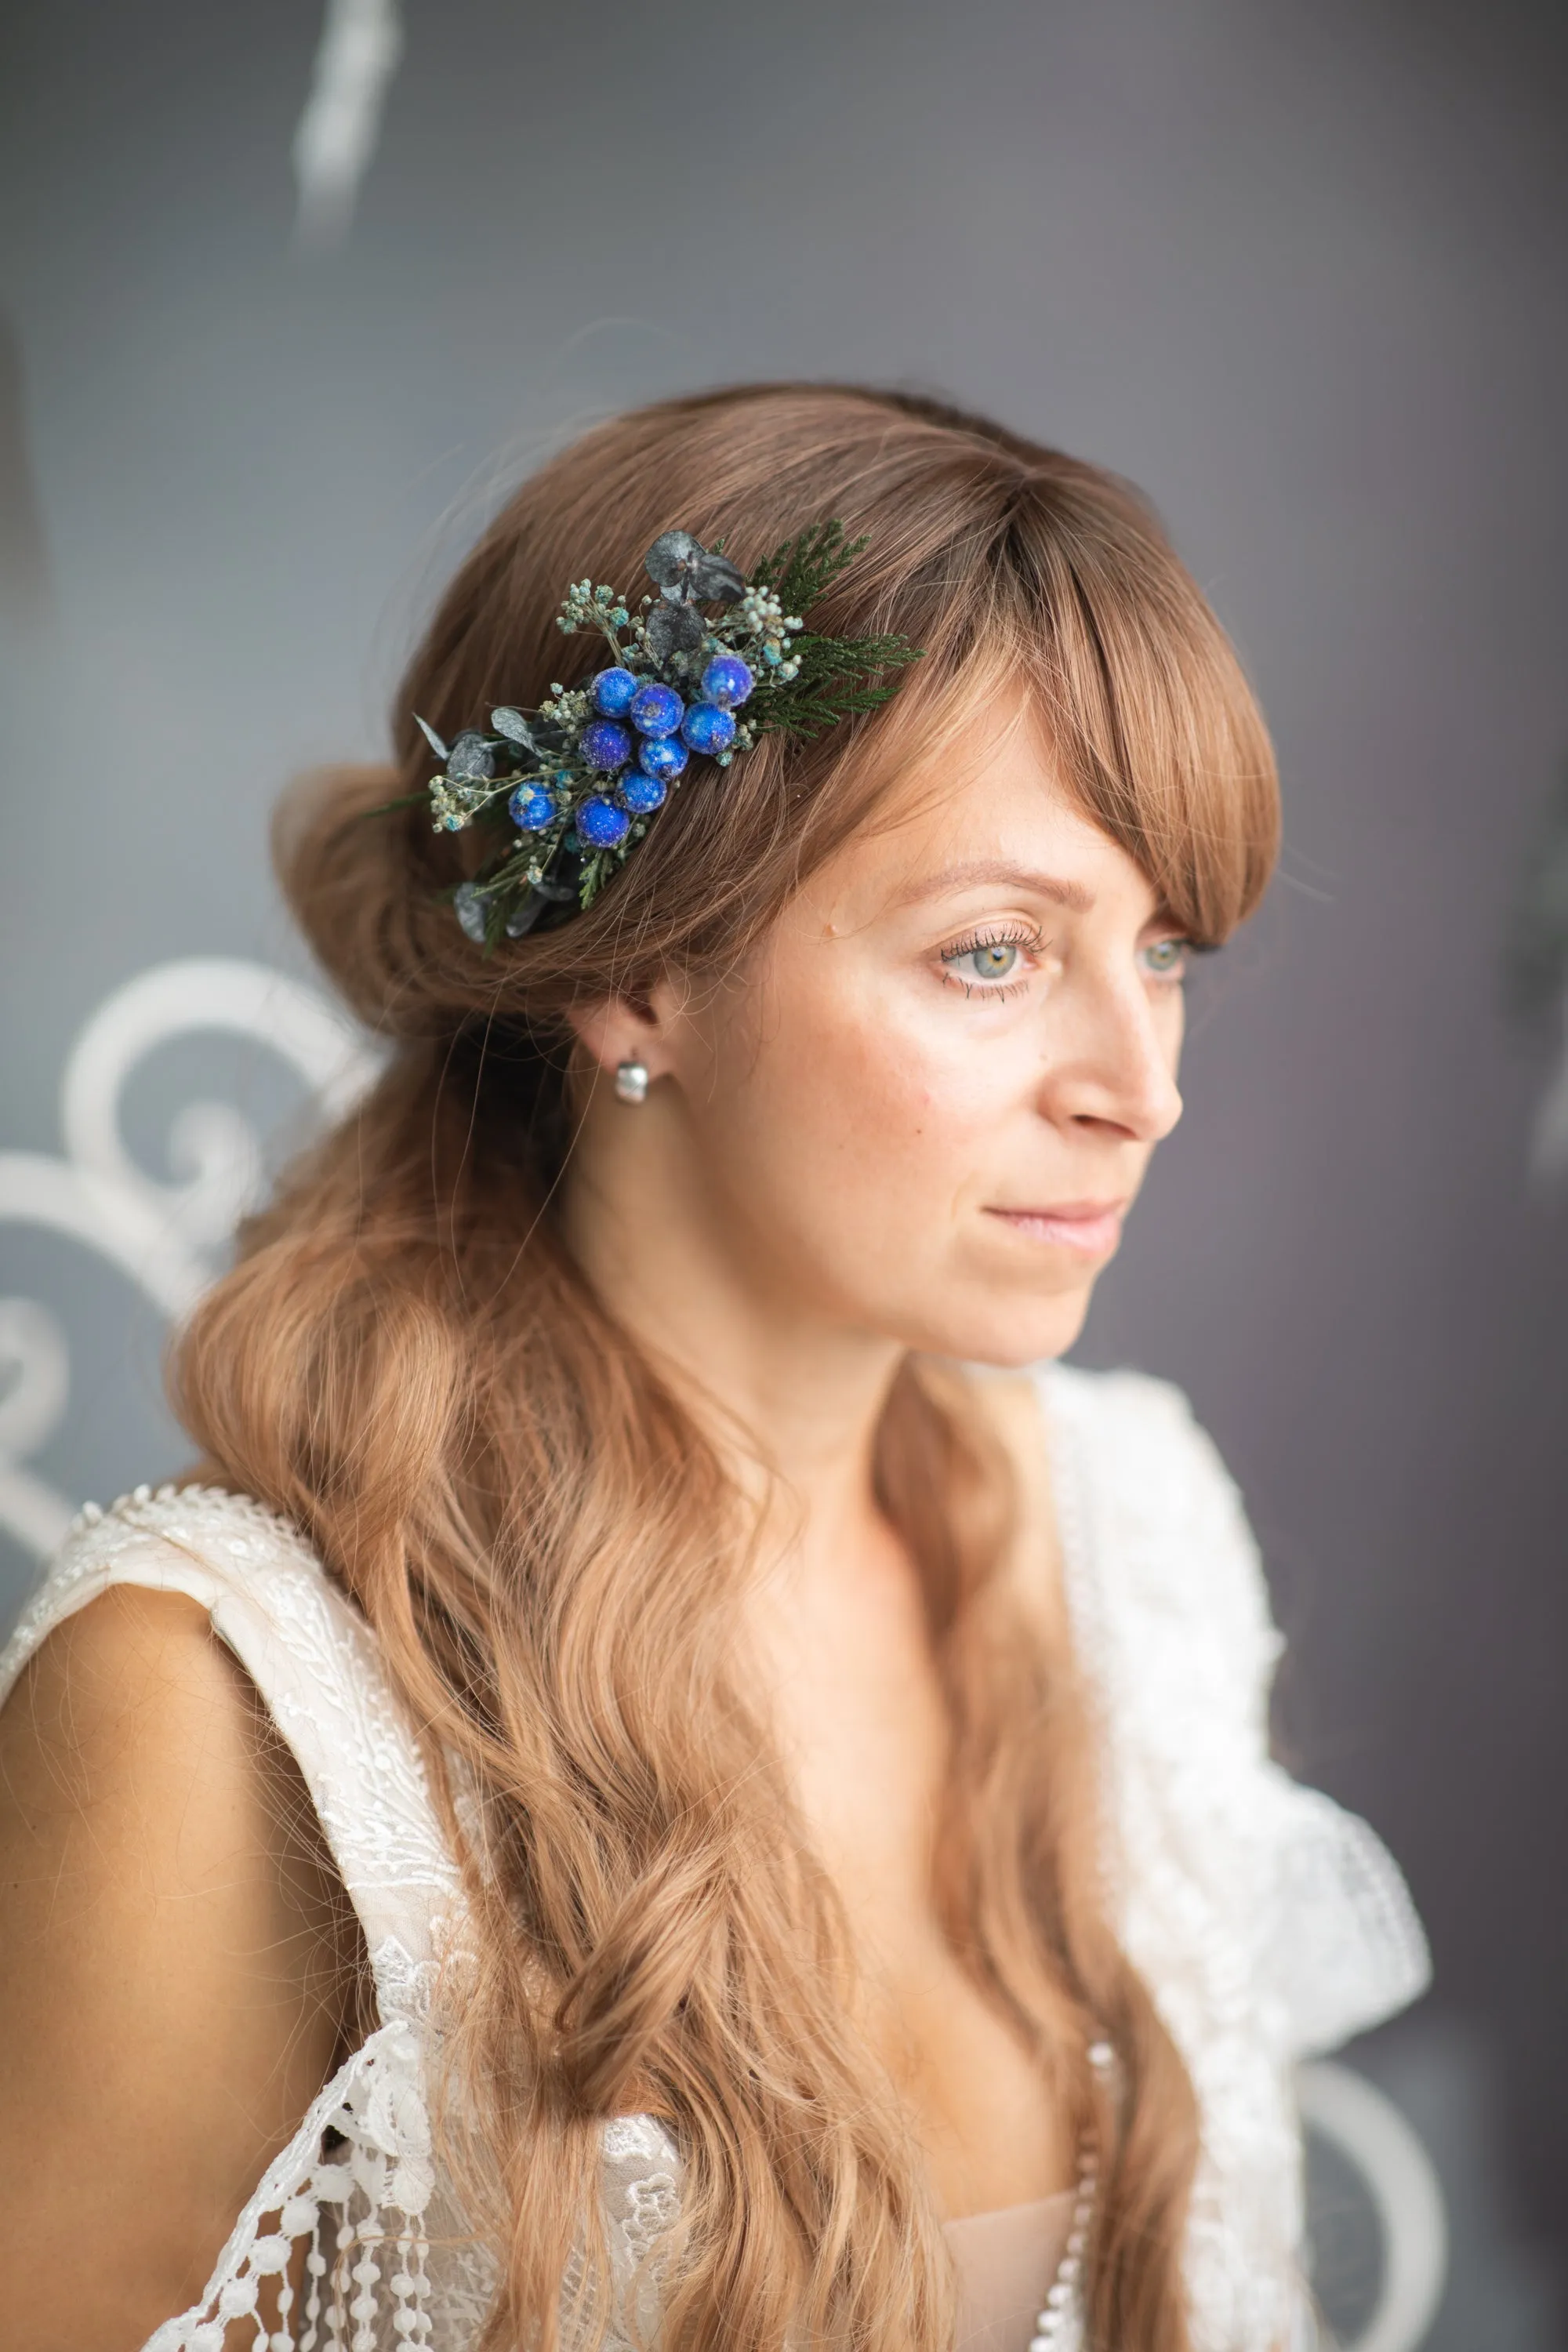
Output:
[1044, 1370, 1428, 2350]
[0, 1369, 1429, 2351]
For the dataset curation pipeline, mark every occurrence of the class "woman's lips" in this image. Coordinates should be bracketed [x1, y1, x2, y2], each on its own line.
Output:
[984, 1201, 1127, 1258]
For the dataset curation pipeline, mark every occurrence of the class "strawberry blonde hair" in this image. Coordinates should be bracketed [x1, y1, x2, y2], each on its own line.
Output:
[174, 384, 1279, 2352]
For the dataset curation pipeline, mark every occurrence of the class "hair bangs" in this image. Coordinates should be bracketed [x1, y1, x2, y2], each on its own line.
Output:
[985, 485, 1279, 946]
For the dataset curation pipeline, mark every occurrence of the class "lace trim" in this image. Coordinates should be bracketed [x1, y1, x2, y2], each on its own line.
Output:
[139, 2021, 449, 2352]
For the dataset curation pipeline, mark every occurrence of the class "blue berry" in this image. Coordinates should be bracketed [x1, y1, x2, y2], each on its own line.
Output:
[577, 795, 631, 848]
[629, 681, 684, 738]
[638, 734, 688, 783]
[581, 718, 633, 770]
[509, 782, 557, 832]
[701, 654, 753, 709]
[681, 701, 736, 757]
[621, 769, 667, 814]
[593, 666, 638, 717]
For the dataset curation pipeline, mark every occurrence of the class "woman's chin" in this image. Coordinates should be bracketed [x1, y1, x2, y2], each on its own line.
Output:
[920, 1283, 1097, 1372]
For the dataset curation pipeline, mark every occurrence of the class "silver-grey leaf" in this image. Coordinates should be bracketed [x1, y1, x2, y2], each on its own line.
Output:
[490, 706, 536, 749]
[646, 601, 703, 661]
[414, 713, 449, 761]
[446, 730, 494, 783]
[454, 882, 489, 944]
[691, 553, 745, 605]
[645, 529, 703, 590]
[504, 876, 575, 935]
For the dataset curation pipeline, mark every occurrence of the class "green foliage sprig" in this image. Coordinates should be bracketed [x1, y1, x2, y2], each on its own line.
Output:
[744, 521, 921, 741]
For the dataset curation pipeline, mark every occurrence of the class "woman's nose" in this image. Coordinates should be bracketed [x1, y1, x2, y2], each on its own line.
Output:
[1039, 979, 1184, 1144]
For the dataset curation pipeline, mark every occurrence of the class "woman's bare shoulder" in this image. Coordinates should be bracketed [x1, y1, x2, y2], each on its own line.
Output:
[0, 1583, 360, 2350]
[5, 1577, 261, 1802]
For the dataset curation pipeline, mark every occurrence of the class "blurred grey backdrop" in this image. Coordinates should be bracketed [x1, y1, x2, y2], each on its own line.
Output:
[2, 2, 1564, 2341]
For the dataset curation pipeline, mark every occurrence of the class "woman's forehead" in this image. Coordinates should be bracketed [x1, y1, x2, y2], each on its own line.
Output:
[805, 712, 1160, 931]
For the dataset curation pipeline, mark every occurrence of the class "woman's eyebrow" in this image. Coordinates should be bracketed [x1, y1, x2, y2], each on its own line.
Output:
[890, 860, 1097, 913]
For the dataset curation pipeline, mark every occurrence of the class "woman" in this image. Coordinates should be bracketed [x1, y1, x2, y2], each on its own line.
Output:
[0, 384, 1428, 2352]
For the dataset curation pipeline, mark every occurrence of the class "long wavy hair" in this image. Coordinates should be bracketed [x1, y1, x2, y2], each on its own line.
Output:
[173, 383, 1279, 2352]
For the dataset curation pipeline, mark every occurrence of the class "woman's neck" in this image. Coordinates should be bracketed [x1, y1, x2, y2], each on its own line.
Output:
[560, 1087, 905, 1575]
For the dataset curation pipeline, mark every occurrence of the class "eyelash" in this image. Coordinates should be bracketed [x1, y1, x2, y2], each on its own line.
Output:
[938, 923, 1044, 999]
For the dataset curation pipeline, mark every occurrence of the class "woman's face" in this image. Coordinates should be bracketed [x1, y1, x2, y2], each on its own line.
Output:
[601, 699, 1192, 1371]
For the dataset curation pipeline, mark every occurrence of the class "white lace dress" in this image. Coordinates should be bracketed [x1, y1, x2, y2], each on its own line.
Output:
[0, 1366, 1431, 2352]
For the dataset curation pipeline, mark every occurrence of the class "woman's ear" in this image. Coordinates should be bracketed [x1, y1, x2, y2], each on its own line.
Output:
[564, 993, 669, 1083]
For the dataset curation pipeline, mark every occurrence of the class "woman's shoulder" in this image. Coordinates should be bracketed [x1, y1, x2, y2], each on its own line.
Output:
[4, 1485, 393, 1810]
[0, 1569, 307, 1855]
[2, 1482, 463, 1995]
[0, 1570, 357, 2003]
[0, 1500, 477, 2346]
[2, 1481, 333, 1715]
[0, 1566, 363, 2347]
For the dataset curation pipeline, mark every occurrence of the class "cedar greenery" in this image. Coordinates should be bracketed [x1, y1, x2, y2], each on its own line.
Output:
[745, 521, 923, 741]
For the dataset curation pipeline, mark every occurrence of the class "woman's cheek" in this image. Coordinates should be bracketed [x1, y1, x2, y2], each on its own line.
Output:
[742, 958, 1025, 1191]
[890, 1003, 1036, 1136]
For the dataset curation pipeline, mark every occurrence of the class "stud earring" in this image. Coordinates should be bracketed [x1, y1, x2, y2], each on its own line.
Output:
[614, 1059, 650, 1105]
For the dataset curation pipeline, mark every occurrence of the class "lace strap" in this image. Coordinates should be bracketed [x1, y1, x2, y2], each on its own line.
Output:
[0, 1484, 463, 2019]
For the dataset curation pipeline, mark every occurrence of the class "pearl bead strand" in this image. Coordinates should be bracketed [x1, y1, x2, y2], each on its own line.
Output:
[1027, 2038, 1116, 2352]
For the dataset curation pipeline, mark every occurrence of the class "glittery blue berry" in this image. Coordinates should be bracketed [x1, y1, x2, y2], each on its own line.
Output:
[701, 654, 753, 709]
[509, 782, 557, 832]
[681, 701, 736, 757]
[581, 718, 633, 770]
[577, 795, 631, 848]
[593, 666, 638, 717]
[621, 770, 667, 814]
[637, 734, 688, 784]
[629, 681, 684, 738]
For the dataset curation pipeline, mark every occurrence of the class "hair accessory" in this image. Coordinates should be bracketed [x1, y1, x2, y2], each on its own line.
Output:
[613, 1058, 650, 1105]
[410, 521, 920, 947]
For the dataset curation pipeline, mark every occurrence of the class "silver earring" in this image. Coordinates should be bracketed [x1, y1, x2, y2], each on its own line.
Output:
[614, 1059, 650, 1105]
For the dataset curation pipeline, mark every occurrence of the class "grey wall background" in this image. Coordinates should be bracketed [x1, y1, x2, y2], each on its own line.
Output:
[2, 1, 1564, 2339]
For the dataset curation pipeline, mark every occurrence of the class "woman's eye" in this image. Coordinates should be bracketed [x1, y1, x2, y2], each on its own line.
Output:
[960, 941, 1020, 982]
[942, 935, 1032, 989]
[1140, 937, 1190, 981]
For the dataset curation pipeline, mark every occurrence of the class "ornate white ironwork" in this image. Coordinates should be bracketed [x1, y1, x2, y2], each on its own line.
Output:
[293, 0, 405, 247]
[0, 959, 379, 1559]
[1298, 2058, 1449, 2352]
